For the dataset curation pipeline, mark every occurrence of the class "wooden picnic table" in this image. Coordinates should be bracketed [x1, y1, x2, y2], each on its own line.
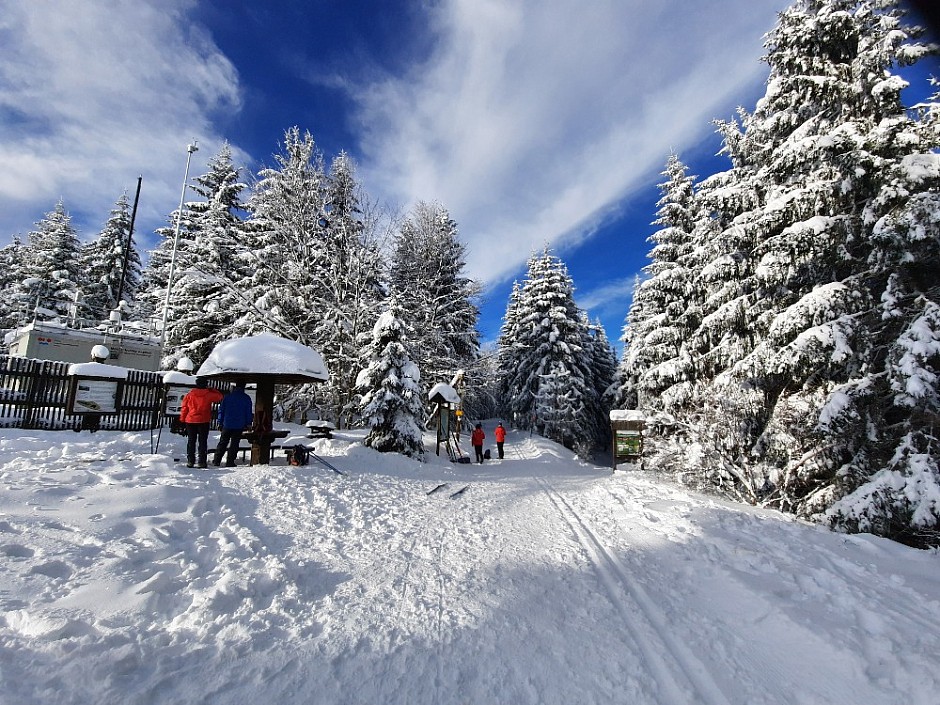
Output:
[242, 428, 290, 465]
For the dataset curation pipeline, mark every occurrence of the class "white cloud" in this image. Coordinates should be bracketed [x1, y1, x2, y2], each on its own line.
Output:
[0, 0, 243, 243]
[352, 0, 786, 286]
[577, 275, 640, 314]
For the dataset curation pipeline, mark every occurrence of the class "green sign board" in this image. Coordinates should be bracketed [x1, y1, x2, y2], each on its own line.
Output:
[615, 430, 642, 457]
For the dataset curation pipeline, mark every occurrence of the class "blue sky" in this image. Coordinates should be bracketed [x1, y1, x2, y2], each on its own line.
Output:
[1, 0, 799, 348]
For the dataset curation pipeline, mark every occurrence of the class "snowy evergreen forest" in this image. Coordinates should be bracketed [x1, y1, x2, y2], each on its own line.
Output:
[0, 0, 937, 546]
[614, 0, 940, 547]
[0, 127, 615, 461]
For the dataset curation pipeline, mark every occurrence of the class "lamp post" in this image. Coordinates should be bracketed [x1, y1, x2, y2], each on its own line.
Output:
[160, 141, 199, 346]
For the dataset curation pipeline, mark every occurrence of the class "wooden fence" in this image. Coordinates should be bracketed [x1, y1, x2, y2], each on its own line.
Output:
[0, 356, 165, 431]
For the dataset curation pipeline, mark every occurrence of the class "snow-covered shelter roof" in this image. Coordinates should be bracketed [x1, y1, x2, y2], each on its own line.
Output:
[609, 409, 645, 422]
[162, 371, 197, 385]
[196, 334, 329, 384]
[428, 383, 460, 405]
[67, 362, 130, 380]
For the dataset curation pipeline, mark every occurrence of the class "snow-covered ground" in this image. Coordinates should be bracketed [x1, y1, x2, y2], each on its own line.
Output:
[1, 424, 938, 704]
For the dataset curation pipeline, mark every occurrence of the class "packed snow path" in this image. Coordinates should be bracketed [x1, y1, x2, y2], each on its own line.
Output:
[1, 427, 938, 704]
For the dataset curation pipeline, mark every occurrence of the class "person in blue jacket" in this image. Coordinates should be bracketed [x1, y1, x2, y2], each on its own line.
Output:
[212, 380, 254, 467]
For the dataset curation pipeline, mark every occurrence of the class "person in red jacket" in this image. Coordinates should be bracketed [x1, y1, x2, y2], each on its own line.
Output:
[471, 422, 485, 464]
[494, 421, 507, 459]
[180, 377, 224, 468]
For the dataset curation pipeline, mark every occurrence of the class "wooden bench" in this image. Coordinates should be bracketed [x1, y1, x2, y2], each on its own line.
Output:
[237, 444, 282, 461]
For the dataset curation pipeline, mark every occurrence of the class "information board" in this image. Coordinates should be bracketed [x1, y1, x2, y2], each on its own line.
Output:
[615, 430, 642, 458]
[163, 384, 192, 416]
[71, 378, 120, 414]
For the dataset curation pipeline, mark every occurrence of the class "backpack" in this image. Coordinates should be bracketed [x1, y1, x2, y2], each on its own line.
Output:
[288, 444, 310, 466]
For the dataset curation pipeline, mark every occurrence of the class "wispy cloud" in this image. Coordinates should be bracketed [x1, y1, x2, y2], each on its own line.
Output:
[0, 0, 243, 241]
[577, 275, 640, 311]
[0, 0, 786, 285]
[576, 274, 642, 328]
[352, 0, 785, 285]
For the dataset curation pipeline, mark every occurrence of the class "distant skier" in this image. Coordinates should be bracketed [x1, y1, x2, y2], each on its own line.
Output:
[494, 422, 506, 459]
[180, 377, 224, 468]
[471, 423, 485, 464]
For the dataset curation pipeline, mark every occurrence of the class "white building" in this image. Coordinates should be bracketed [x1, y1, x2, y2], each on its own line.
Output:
[5, 321, 162, 371]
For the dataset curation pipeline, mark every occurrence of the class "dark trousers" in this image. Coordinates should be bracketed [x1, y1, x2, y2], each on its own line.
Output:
[474, 444, 484, 463]
[214, 428, 243, 466]
[186, 423, 211, 467]
[497, 441, 504, 459]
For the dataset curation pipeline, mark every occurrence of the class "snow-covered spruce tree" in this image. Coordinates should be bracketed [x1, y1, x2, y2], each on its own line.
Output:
[356, 298, 425, 458]
[498, 249, 595, 454]
[389, 201, 481, 394]
[79, 192, 141, 323]
[137, 180, 202, 352]
[496, 279, 525, 420]
[304, 152, 385, 428]
[616, 155, 701, 414]
[461, 347, 502, 421]
[0, 236, 27, 333]
[584, 316, 618, 449]
[135, 216, 185, 328]
[139, 143, 248, 368]
[623, 0, 939, 541]
[171, 143, 249, 365]
[822, 76, 940, 546]
[716, 0, 940, 529]
[236, 127, 328, 348]
[238, 133, 386, 426]
[19, 200, 83, 321]
[611, 276, 642, 411]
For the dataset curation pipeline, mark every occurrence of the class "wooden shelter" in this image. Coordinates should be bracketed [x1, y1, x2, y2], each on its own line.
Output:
[196, 334, 329, 465]
[428, 382, 461, 458]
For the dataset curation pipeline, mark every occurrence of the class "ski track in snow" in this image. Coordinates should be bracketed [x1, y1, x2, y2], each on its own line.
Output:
[534, 475, 730, 705]
[0, 427, 939, 704]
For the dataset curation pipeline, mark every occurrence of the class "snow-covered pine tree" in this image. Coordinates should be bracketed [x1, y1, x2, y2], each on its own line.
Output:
[616, 155, 701, 414]
[611, 276, 642, 411]
[356, 297, 426, 458]
[715, 0, 940, 526]
[137, 178, 201, 353]
[139, 144, 248, 368]
[237, 127, 329, 352]
[615, 0, 939, 543]
[499, 248, 594, 454]
[389, 201, 481, 395]
[496, 279, 525, 420]
[167, 143, 248, 366]
[822, 75, 940, 545]
[79, 192, 141, 323]
[19, 200, 83, 322]
[462, 347, 502, 421]
[584, 316, 618, 449]
[135, 221, 177, 328]
[306, 152, 385, 427]
[237, 132, 387, 426]
[0, 236, 27, 333]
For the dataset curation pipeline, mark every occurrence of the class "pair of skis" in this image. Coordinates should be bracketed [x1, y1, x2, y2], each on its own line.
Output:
[299, 446, 347, 476]
[427, 482, 470, 498]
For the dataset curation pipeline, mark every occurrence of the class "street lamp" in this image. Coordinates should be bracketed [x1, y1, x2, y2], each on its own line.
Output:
[159, 141, 199, 346]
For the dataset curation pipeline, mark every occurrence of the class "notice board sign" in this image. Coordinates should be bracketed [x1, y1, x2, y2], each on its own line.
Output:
[68, 377, 122, 414]
[614, 429, 643, 458]
[610, 411, 645, 470]
[163, 384, 193, 416]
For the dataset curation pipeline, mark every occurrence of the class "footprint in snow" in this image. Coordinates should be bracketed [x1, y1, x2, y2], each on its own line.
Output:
[29, 560, 73, 580]
[1, 543, 34, 558]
